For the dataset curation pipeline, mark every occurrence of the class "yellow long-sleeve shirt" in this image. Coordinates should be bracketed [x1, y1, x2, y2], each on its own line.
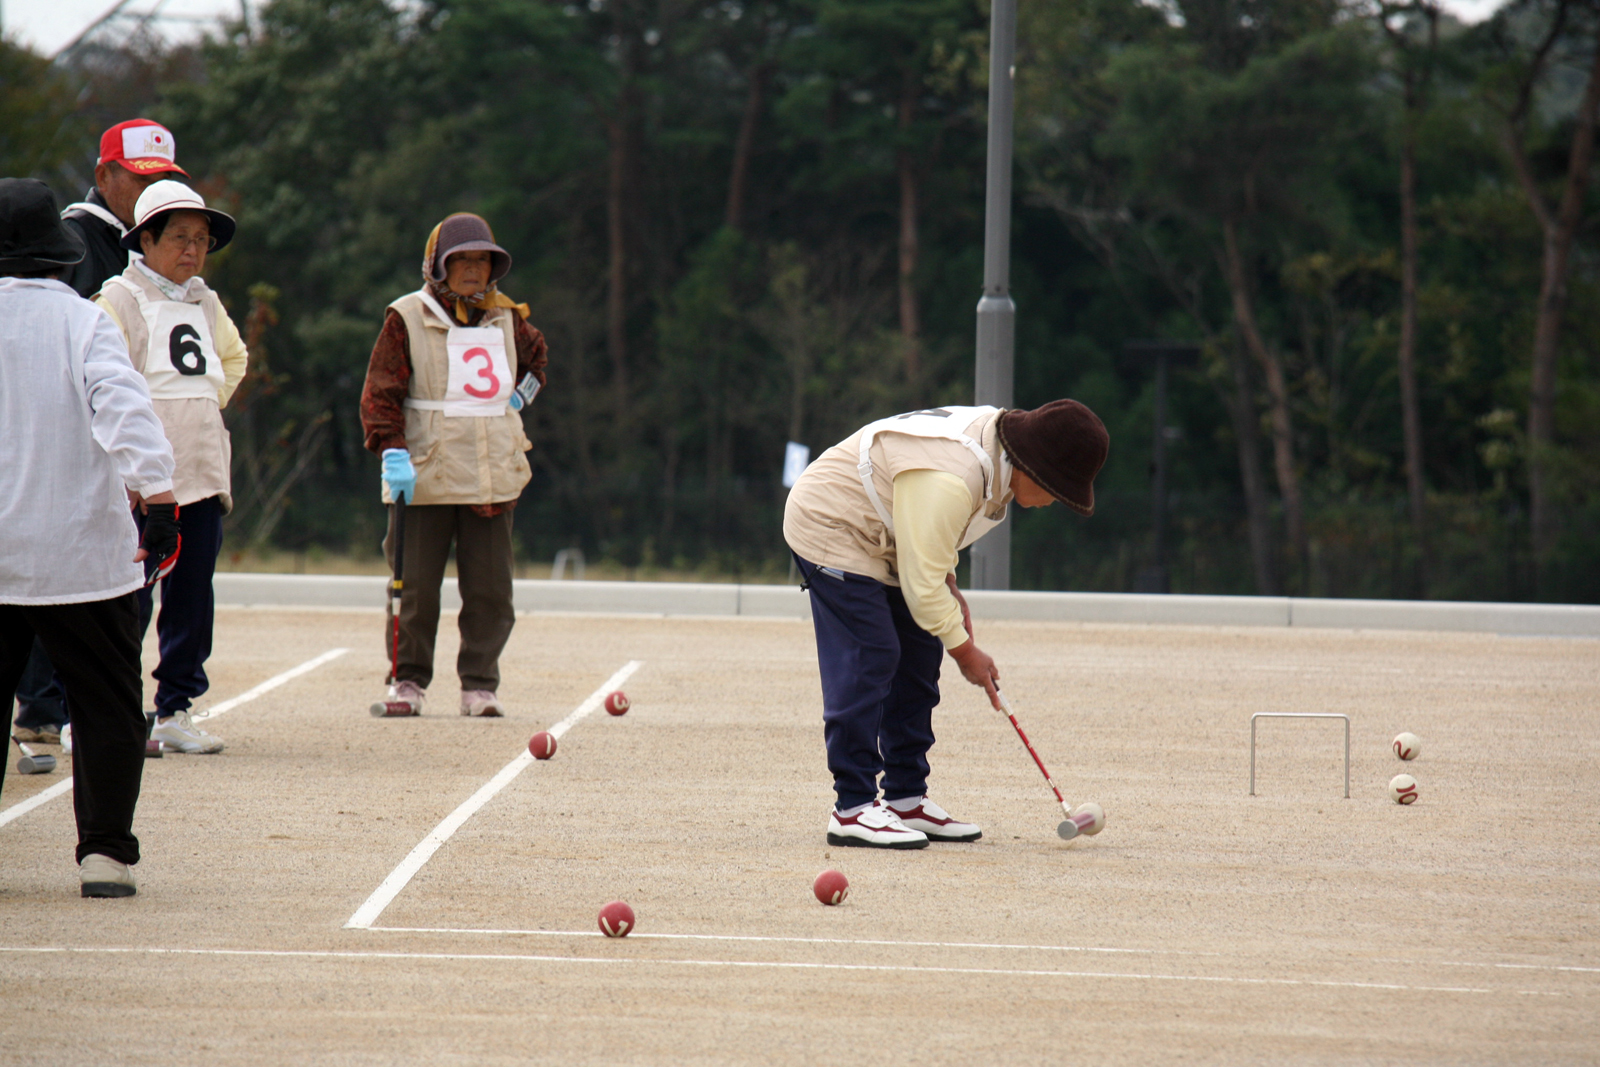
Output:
[892, 468, 978, 650]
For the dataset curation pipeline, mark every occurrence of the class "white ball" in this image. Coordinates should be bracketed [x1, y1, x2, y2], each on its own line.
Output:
[1389, 774, 1419, 805]
[1393, 732, 1421, 761]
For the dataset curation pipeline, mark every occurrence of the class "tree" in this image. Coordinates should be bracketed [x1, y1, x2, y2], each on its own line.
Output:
[1475, 0, 1600, 570]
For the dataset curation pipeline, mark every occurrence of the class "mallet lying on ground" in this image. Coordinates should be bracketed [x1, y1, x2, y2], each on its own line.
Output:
[995, 691, 1105, 841]
[12, 737, 56, 775]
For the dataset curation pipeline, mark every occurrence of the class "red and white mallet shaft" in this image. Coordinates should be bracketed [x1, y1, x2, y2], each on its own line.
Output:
[996, 691, 1102, 840]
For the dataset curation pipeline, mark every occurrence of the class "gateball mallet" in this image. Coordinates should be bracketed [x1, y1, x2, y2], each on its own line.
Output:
[994, 690, 1105, 841]
[371, 493, 418, 717]
[12, 737, 57, 775]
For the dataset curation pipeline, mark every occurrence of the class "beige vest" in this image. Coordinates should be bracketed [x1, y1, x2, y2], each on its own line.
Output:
[98, 269, 234, 512]
[387, 291, 531, 506]
[783, 407, 1012, 585]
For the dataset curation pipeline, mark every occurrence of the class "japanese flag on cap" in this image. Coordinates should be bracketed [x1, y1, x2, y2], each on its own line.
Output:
[98, 119, 187, 177]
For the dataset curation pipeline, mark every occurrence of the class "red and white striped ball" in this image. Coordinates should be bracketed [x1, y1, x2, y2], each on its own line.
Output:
[598, 900, 635, 937]
[605, 691, 630, 716]
[1389, 774, 1419, 805]
[813, 869, 849, 905]
[528, 731, 557, 759]
[1392, 732, 1421, 761]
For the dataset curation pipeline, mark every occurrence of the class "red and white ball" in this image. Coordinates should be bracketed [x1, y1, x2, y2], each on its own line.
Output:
[1392, 732, 1421, 761]
[598, 900, 635, 937]
[1389, 773, 1419, 805]
[813, 869, 849, 905]
[528, 731, 557, 759]
[604, 691, 630, 716]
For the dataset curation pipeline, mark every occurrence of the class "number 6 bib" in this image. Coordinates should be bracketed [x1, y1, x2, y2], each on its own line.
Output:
[136, 295, 226, 402]
[441, 326, 512, 417]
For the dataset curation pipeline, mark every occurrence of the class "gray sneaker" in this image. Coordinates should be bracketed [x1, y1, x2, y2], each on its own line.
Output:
[460, 690, 505, 717]
[151, 711, 225, 754]
[80, 854, 137, 898]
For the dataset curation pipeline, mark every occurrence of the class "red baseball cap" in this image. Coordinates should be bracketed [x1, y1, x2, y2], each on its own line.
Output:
[98, 119, 187, 177]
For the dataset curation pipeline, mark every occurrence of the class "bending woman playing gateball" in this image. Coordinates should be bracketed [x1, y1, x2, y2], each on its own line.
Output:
[359, 213, 548, 717]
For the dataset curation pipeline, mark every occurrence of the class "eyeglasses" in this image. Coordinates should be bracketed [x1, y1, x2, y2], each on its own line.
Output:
[158, 231, 217, 252]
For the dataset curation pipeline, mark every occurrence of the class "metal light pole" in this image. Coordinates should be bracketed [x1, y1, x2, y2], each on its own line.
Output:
[970, 0, 1017, 591]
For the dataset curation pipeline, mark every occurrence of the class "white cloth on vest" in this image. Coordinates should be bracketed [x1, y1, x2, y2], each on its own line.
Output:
[0, 279, 175, 604]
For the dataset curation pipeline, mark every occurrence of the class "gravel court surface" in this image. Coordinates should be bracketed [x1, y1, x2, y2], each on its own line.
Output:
[0, 607, 1596, 1065]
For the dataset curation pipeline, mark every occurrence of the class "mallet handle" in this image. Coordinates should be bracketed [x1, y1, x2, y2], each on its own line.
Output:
[997, 692, 1068, 808]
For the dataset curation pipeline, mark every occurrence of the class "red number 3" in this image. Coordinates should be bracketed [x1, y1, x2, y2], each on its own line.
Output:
[462, 347, 501, 399]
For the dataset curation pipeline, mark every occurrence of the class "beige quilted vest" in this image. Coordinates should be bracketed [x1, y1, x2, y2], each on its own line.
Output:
[385, 291, 531, 506]
[783, 407, 1012, 585]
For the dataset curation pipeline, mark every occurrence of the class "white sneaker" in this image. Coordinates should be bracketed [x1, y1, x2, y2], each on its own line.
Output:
[394, 680, 426, 714]
[460, 690, 505, 717]
[886, 796, 982, 842]
[151, 711, 225, 754]
[827, 801, 929, 849]
[60, 722, 72, 755]
[80, 854, 137, 898]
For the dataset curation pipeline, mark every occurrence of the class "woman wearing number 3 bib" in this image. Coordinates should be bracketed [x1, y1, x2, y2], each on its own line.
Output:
[94, 180, 246, 756]
[359, 213, 548, 718]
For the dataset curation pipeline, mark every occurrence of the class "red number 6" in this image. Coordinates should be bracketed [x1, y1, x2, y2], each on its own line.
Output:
[462, 347, 501, 399]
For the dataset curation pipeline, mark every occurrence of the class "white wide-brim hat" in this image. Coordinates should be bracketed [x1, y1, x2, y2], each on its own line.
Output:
[121, 179, 237, 253]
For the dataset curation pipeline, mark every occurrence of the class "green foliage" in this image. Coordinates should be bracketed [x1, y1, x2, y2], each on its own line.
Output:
[10, 0, 1598, 600]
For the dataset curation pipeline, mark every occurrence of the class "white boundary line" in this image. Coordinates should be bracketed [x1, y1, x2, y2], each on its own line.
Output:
[343, 660, 644, 930]
[363, 925, 1223, 957]
[0, 647, 348, 830]
[0, 945, 1569, 996]
[360, 926, 1600, 974]
[192, 647, 348, 722]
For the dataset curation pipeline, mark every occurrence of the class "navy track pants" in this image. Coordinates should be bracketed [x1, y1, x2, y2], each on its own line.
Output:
[795, 554, 945, 811]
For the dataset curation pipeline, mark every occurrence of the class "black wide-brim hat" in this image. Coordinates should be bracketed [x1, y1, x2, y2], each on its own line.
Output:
[0, 178, 86, 272]
[997, 399, 1110, 516]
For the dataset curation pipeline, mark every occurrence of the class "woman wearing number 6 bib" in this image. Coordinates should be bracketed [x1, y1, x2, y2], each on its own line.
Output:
[359, 213, 548, 718]
[94, 180, 245, 756]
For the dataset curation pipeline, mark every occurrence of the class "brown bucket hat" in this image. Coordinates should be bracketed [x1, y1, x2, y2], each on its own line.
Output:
[426, 212, 512, 285]
[996, 400, 1110, 516]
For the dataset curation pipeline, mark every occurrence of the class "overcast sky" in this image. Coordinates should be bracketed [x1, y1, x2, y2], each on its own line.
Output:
[5, 0, 1510, 60]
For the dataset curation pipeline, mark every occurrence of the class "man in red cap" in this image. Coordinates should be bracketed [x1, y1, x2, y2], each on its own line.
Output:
[784, 401, 1109, 849]
[59, 119, 188, 298]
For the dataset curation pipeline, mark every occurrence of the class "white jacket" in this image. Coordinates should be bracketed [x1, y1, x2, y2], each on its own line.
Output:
[0, 278, 175, 604]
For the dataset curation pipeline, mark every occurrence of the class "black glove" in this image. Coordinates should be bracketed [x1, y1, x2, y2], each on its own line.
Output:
[141, 502, 182, 587]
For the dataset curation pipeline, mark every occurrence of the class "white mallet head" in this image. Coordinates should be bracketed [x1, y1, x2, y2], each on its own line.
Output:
[1389, 773, 1419, 805]
[1393, 732, 1421, 761]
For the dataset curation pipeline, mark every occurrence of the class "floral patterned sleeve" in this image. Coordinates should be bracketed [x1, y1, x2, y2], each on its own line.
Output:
[514, 317, 548, 388]
[360, 310, 412, 455]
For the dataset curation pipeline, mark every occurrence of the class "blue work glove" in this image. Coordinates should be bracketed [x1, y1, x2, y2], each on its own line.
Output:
[381, 448, 416, 503]
[508, 372, 541, 412]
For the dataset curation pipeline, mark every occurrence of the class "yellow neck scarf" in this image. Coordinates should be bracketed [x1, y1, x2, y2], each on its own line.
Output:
[421, 219, 530, 323]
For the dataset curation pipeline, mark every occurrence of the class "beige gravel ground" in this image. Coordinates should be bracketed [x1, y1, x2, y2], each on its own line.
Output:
[2, 605, 1597, 1066]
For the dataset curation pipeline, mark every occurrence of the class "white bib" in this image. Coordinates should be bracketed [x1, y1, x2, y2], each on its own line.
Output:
[857, 405, 1009, 547]
[408, 290, 513, 417]
[110, 277, 225, 402]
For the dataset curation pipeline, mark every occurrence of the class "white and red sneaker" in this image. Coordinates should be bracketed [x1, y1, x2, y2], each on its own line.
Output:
[885, 796, 982, 842]
[827, 802, 929, 849]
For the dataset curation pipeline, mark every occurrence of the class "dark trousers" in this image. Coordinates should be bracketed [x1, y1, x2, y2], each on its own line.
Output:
[383, 504, 515, 692]
[12, 638, 66, 731]
[0, 594, 146, 864]
[135, 496, 224, 715]
[795, 554, 945, 811]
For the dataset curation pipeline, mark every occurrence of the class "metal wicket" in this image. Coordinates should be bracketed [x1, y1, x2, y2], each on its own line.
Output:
[1249, 712, 1350, 799]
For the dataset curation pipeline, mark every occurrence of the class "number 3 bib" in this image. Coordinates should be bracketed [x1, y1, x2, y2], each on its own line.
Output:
[418, 291, 512, 417]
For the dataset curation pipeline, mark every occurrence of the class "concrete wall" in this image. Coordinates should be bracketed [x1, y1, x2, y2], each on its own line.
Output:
[210, 573, 1600, 637]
